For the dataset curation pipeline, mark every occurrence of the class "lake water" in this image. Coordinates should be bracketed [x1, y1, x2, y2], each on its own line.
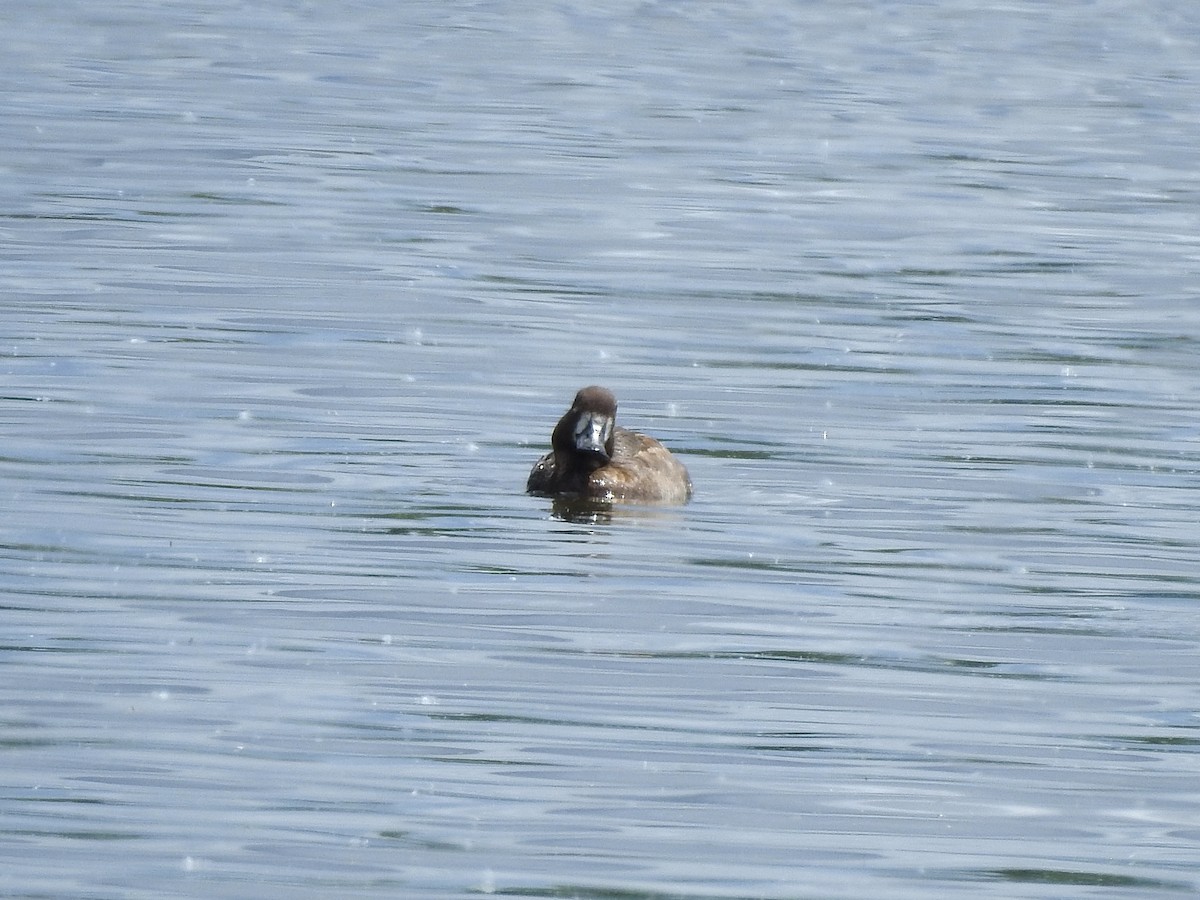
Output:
[3, 1, 1200, 897]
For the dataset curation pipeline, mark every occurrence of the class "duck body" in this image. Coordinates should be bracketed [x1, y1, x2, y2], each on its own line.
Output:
[526, 386, 692, 505]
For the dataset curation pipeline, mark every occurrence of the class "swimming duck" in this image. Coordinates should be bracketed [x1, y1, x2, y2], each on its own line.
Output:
[526, 386, 692, 504]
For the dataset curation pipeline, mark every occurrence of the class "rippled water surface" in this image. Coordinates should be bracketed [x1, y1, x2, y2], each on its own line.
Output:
[4, 1, 1200, 897]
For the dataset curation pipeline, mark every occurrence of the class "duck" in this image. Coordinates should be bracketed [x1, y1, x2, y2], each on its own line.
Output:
[526, 386, 692, 504]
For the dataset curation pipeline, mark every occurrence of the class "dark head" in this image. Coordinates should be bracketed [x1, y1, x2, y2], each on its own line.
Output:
[552, 385, 617, 472]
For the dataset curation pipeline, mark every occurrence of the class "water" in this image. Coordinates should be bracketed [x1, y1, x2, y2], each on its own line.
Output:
[3, 1, 1200, 897]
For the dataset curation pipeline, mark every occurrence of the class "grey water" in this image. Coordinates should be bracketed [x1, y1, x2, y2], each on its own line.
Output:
[3, 1, 1200, 897]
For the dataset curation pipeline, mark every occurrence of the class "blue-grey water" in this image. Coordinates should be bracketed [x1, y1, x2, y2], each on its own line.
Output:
[4, 1, 1200, 897]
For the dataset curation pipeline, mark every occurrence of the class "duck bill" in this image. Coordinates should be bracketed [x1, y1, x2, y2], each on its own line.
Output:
[573, 412, 612, 463]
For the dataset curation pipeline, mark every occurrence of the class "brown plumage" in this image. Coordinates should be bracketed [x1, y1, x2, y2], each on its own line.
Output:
[526, 386, 692, 504]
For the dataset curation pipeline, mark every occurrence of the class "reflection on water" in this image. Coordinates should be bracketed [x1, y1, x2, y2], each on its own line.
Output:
[536, 496, 695, 525]
[544, 496, 618, 525]
[4, 0, 1200, 897]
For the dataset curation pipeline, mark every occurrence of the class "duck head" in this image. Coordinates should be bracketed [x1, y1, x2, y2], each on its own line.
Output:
[553, 385, 616, 471]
